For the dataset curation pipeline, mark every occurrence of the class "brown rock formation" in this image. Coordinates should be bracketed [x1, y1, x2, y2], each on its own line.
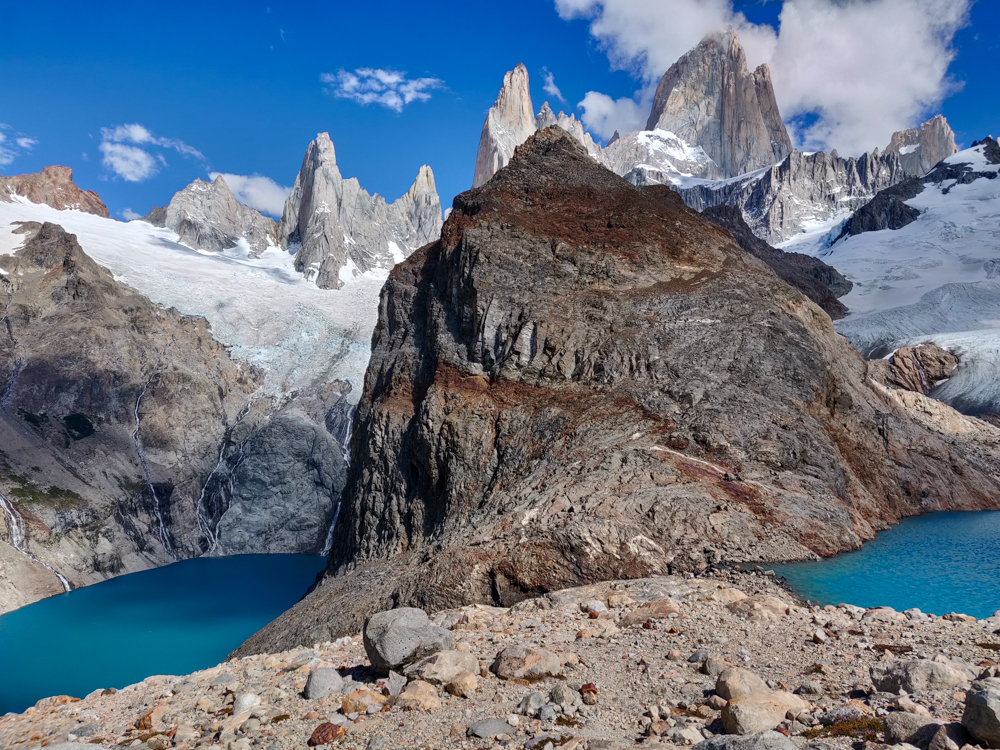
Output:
[0, 166, 108, 217]
[871, 344, 959, 395]
[236, 129, 1000, 655]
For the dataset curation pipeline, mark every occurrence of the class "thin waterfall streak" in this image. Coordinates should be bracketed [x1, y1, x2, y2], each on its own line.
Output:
[0, 490, 71, 592]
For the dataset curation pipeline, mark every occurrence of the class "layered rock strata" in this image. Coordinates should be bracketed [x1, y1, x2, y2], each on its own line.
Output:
[0, 222, 346, 612]
[645, 29, 792, 178]
[238, 129, 1000, 654]
[0, 166, 108, 217]
[144, 175, 278, 257]
[278, 133, 442, 288]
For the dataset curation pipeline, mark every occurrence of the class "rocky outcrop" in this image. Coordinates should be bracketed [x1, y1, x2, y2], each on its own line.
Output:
[473, 64, 538, 189]
[237, 129, 1000, 654]
[885, 115, 958, 178]
[473, 67, 602, 188]
[143, 176, 278, 257]
[701, 205, 850, 319]
[0, 166, 108, 217]
[835, 177, 924, 240]
[277, 133, 442, 289]
[0, 222, 346, 612]
[678, 148, 909, 245]
[645, 29, 792, 178]
[870, 344, 959, 396]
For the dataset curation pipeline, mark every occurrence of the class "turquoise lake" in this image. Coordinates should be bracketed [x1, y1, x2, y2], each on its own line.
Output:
[774, 511, 1000, 618]
[0, 554, 326, 715]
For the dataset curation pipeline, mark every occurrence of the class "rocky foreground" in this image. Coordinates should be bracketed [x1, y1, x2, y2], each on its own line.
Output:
[5, 571, 1000, 750]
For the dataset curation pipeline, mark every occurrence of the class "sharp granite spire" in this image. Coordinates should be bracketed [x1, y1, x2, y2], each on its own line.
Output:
[646, 28, 793, 178]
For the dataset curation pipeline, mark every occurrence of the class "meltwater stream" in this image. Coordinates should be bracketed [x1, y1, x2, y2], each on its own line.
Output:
[0, 554, 326, 715]
[774, 511, 1000, 618]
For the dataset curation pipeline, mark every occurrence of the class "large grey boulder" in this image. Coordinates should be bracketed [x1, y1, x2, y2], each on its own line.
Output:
[716, 668, 770, 700]
[963, 679, 1000, 748]
[363, 607, 453, 676]
[694, 730, 798, 750]
[722, 692, 806, 735]
[871, 659, 968, 694]
[884, 712, 938, 744]
[404, 649, 479, 685]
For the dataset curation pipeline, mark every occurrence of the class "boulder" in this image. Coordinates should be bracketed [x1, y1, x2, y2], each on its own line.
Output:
[884, 712, 937, 744]
[363, 608, 453, 676]
[491, 645, 565, 680]
[963, 679, 1000, 748]
[468, 718, 516, 739]
[620, 597, 682, 626]
[341, 688, 387, 714]
[726, 597, 791, 623]
[694, 730, 798, 750]
[405, 649, 479, 685]
[396, 680, 441, 711]
[722, 692, 806, 735]
[304, 667, 344, 700]
[716, 668, 770, 700]
[871, 659, 968, 694]
[446, 671, 479, 698]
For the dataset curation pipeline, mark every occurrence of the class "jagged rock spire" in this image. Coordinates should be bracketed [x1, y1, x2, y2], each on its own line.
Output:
[885, 115, 958, 177]
[646, 28, 793, 178]
[473, 64, 537, 188]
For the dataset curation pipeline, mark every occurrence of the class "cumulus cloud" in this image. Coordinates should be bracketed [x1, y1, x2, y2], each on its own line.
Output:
[120, 208, 143, 221]
[209, 172, 291, 217]
[321, 68, 444, 112]
[541, 67, 568, 104]
[577, 91, 647, 140]
[99, 123, 205, 181]
[556, 0, 970, 156]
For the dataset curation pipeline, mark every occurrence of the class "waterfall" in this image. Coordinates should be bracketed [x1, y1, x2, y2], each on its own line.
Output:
[0, 490, 71, 593]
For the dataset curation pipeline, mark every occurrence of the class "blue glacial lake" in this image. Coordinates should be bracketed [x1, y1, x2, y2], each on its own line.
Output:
[774, 511, 1000, 618]
[0, 554, 325, 715]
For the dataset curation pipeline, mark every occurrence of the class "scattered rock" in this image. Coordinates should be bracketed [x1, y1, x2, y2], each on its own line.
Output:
[445, 671, 479, 698]
[491, 645, 565, 680]
[722, 692, 806, 735]
[232, 693, 261, 714]
[884, 712, 938, 744]
[467, 718, 516, 739]
[620, 597, 682, 626]
[405, 649, 479, 685]
[871, 659, 968, 694]
[341, 688, 387, 714]
[702, 656, 730, 677]
[963, 678, 1000, 748]
[363, 608, 453, 675]
[717, 668, 770, 700]
[694, 730, 799, 750]
[396, 680, 441, 711]
[385, 670, 406, 698]
[304, 667, 344, 700]
[307, 722, 347, 746]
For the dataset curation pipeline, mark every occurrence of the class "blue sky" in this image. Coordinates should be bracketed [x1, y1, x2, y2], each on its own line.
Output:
[1, 0, 996, 222]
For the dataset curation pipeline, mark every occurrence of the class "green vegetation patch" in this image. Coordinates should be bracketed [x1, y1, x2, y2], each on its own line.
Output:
[10, 484, 84, 509]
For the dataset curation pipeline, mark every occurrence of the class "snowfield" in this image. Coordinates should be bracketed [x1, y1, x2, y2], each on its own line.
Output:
[0, 198, 389, 401]
[805, 142, 1000, 414]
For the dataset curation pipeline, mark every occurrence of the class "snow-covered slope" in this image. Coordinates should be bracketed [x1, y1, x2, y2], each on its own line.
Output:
[0, 198, 383, 401]
[810, 140, 1000, 414]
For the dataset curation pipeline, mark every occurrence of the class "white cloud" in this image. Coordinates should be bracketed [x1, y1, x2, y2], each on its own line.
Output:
[541, 67, 567, 104]
[321, 68, 444, 112]
[0, 133, 12, 166]
[99, 141, 159, 182]
[555, 0, 970, 156]
[209, 172, 291, 217]
[120, 208, 143, 221]
[0, 129, 39, 166]
[99, 123, 205, 181]
[577, 91, 647, 141]
[15, 137, 37, 151]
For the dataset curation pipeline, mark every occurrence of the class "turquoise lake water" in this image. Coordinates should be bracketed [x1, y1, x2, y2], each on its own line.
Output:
[0, 554, 326, 715]
[774, 511, 1000, 618]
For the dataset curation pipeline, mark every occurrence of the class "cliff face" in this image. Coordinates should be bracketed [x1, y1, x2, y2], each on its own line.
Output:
[144, 176, 278, 257]
[0, 223, 346, 613]
[473, 64, 538, 189]
[0, 166, 108, 217]
[885, 114, 958, 178]
[646, 29, 792, 178]
[237, 129, 1000, 655]
[278, 134, 442, 289]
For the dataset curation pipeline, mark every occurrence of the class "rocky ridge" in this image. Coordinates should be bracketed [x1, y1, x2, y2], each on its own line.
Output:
[0, 166, 108, 218]
[0, 222, 346, 613]
[236, 129, 1000, 657]
[6, 571, 1000, 750]
[278, 133, 442, 289]
[144, 176, 279, 257]
[645, 29, 792, 179]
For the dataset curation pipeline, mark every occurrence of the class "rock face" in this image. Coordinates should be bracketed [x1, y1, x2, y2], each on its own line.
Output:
[646, 29, 792, 178]
[236, 129, 1000, 655]
[885, 115, 958, 178]
[0, 166, 108, 217]
[871, 344, 959, 396]
[278, 133, 442, 289]
[473, 64, 538, 189]
[473, 66, 602, 188]
[963, 679, 1000, 748]
[0, 222, 346, 612]
[143, 176, 278, 257]
[701, 204, 851, 319]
